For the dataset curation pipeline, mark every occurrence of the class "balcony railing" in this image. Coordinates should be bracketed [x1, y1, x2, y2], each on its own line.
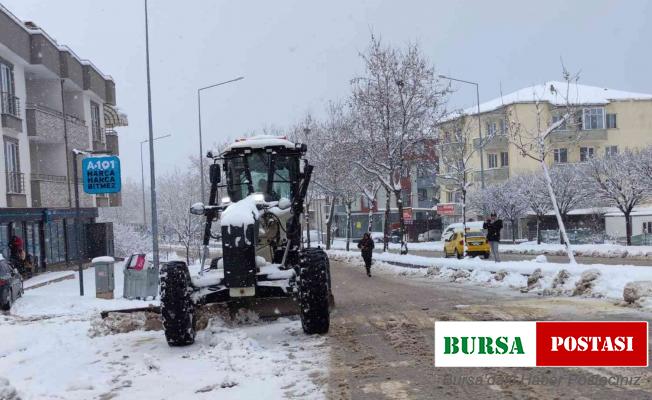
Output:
[474, 167, 509, 183]
[6, 172, 25, 194]
[0, 92, 20, 118]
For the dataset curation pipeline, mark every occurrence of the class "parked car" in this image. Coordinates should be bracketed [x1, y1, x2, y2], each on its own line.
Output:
[443, 229, 490, 259]
[441, 221, 485, 241]
[418, 229, 441, 242]
[370, 232, 385, 243]
[0, 258, 23, 311]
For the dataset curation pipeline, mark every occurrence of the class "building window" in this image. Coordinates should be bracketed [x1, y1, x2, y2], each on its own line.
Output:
[446, 191, 454, 203]
[498, 119, 506, 134]
[487, 153, 498, 168]
[580, 147, 594, 162]
[4, 138, 22, 194]
[605, 145, 618, 157]
[485, 121, 497, 136]
[500, 151, 509, 167]
[90, 101, 102, 142]
[643, 222, 652, 234]
[0, 61, 17, 116]
[606, 113, 617, 129]
[552, 114, 568, 131]
[553, 148, 568, 163]
[583, 107, 604, 130]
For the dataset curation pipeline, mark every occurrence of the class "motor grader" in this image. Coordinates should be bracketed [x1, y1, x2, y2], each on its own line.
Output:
[159, 135, 332, 346]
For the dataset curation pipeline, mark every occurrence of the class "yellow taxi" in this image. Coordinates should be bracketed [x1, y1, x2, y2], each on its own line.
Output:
[443, 229, 490, 259]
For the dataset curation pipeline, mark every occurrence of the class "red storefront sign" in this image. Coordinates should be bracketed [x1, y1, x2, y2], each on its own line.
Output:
[536, 321, 648, 367]
[437, 203, 456, 215]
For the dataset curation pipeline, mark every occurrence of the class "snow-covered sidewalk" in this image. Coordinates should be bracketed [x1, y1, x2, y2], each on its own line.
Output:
[329, 239, 652, 259]
[328, 249, 652, 306]
[0, 263, 328, 399]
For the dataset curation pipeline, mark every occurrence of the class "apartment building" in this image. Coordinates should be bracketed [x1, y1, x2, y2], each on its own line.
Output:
[438, 81, 652, 223]
[0, 5, 126, 269]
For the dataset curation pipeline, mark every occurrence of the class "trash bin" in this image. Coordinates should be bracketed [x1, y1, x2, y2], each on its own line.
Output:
[93, 256, 115, 299]
[123, 254, 159, 300]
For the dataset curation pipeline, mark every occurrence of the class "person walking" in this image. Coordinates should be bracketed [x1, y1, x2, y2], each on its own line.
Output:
[483, 213, 503, 262]
[357, 232, 375, 277]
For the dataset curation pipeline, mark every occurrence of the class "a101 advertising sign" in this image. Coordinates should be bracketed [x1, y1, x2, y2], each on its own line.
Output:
[82, 156, 121, 194]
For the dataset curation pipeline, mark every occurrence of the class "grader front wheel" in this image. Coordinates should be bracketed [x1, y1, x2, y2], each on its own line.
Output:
[298, 248, 331, 334]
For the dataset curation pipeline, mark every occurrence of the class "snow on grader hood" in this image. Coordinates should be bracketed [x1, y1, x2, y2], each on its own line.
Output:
[154, 136, 333, 346]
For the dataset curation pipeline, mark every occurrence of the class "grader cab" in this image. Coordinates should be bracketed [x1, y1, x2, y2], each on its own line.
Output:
[159, 136, 332, 346]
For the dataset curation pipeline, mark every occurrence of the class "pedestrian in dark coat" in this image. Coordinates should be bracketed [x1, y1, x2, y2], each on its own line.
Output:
[357, 232, 375, 277]
[483, 212, 503, 262]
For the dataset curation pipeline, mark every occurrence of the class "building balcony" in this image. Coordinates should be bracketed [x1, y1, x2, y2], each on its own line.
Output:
[1, 92, 22, 132]
[548, 128, 608, 143]
[30, 174, 93, 208]
[26, 104, 87, 144]
[5, 172, 27, 207]
[473, 134, 508, 151]
[474, 167, 509, 184]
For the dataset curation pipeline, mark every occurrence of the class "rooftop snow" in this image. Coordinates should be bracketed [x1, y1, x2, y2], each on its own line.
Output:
[221, 135, 297, 153]
[445, 81, 652, 119]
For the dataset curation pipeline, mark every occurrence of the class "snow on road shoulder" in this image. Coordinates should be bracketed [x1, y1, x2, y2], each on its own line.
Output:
[329, 239, 652, 259]
[328, 249, 652, 305]
[1, 263, 328, 399]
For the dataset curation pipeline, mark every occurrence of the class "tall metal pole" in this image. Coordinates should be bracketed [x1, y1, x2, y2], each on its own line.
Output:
[140, 134, 171, 229]
[475, 83, 485, 189]
[140, 141, 147, 227]
[144, 0, 160, 269]
[438, 75, 485, 189]
[198, 91, 204, 203]
[72, 150, 84, 296]
[197, 76, 244, 203]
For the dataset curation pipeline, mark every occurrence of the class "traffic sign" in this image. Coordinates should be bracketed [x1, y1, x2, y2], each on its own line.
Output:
[82, 156, 121, 194]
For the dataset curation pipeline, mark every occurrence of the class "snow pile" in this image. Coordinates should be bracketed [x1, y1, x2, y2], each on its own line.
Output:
[333, 239, 652, 259]
[88, 311, 162, 337]
[220, 195, 260, 227]
[328, 249, 652, 305]
[0, 266, 327, 399]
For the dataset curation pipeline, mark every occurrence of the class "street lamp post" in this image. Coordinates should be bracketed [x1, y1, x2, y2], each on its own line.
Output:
[144, 0, 161, 270]
[140, 134, 171, 228]
[438, 75, 485, 189]
[197, 76, 244, 202]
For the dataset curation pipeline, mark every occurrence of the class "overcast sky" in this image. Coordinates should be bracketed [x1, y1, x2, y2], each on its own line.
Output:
[3, 0, 652, 180]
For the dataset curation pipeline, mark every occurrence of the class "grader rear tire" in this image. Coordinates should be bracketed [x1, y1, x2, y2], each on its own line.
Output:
[298, 248, 331, 334]
[160, 261, 196, 346]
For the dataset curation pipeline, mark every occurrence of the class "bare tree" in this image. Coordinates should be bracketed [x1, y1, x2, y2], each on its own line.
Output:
[512, 173, 552, 244]
[157, 165, 203, 265]
[504, 69, 583, 263]
[351, 35, 447, 254]
[585, 150, 648, 245]
[308, 102, 356, 249]
[356, 175, 382, 233]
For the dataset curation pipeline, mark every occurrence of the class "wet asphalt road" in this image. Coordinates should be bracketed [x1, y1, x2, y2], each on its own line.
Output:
[326, 259, 652, 400]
